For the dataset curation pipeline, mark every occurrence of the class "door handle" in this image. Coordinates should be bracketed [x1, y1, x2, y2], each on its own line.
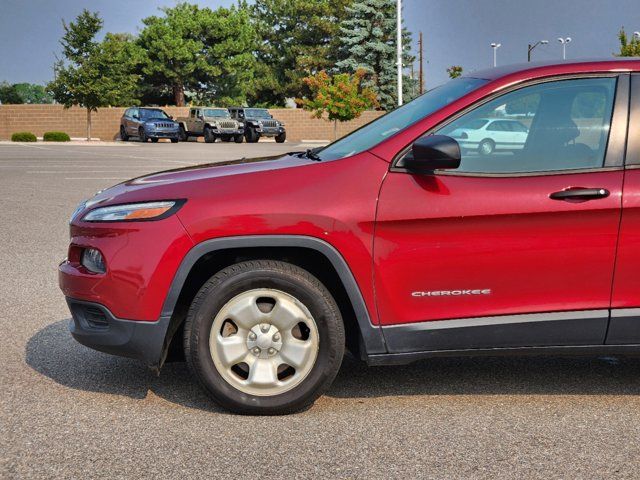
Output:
[549, 187, 610, 201]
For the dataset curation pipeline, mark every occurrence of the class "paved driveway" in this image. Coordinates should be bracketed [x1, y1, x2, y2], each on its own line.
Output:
[2, 142, 640, 479]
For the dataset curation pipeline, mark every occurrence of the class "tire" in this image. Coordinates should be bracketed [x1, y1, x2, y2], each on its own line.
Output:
[478, 138, 495, 155]
[234, 134, 244, 144]
[139, 128, 147, 143]
[245, 128, 259, 143]
[178, 125, 188, 142]
[184, 260, 345, 415]
[275, 132, 287, 143]
[151, 138, 159, 143]
[204, 127, 216, 143]
[119, 126, 129, 141]
[170, 138, 179, 143]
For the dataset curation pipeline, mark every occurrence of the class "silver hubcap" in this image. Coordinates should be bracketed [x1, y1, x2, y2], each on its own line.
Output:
[209, 289, 319, 396]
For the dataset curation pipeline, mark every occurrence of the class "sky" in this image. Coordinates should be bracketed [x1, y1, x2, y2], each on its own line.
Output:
[1, 0, 640, 89]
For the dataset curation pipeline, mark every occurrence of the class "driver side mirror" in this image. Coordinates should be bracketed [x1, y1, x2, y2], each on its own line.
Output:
[404, 135, 461, 173]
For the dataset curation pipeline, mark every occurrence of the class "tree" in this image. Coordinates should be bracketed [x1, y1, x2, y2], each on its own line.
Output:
[0, 82, 23, 104]
[12, 83, 54, 104]
[301, 69, 378, 140]
[48, 11, 142, 140]
[447, 65, 463, 79]
[250, 0, 353, 106]
[336, 0, 415, 111]
[196, 5, 256, 106]
[0, 83, 52, 104]
[617, 27, 640, 56]
[138, 3, 255, 106]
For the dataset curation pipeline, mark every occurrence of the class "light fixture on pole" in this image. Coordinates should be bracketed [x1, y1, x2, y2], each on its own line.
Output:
[490, 43, 501, 67]
[397, 0, 403, 106]
[634, 31, 640, 39]
[558, 37, 572, 60]
[527, 40, 548, 62]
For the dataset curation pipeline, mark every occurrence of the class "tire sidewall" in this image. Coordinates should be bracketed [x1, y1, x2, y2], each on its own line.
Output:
[187, 265, 343, 414]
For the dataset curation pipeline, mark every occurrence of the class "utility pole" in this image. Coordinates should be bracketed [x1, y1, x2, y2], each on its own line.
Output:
[418, 31, 424, 94]
[397, 0, 403, 106]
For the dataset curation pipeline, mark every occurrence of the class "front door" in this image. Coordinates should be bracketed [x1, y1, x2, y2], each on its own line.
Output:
[374, 75, 628, 352]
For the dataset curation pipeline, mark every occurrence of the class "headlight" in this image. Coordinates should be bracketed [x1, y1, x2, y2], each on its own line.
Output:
[82, 200, 184, 222]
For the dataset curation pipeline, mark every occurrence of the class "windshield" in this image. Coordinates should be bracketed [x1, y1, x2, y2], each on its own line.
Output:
[245, 108, 271, 119]
[315, 77, 488, 161]
[204, 109, 230, 118]
[140, 109, 170, 120]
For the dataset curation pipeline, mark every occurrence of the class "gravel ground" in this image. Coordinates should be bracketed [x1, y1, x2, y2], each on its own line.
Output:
[2, 142, 640, 479]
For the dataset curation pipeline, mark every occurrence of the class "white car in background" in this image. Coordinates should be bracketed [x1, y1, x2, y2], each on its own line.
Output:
[449, 118, 529, 155]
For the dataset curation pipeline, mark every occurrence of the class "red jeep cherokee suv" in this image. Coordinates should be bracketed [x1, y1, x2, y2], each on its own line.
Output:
[60, 59, 640, 414]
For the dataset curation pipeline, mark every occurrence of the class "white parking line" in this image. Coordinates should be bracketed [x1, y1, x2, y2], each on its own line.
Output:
[64, 177, 129, 180]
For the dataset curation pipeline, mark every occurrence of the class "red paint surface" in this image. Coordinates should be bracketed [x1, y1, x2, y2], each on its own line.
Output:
[59, 59, 640, 327]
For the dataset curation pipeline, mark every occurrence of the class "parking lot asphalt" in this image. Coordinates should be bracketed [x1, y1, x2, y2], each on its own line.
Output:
[2, 141, 640, 479]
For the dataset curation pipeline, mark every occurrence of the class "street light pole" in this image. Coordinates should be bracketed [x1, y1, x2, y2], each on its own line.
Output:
[558, 37, 572, 60]
[397, 0, 403, 106]
[490, 43, 501, 67]
[527, 40, 548, 62]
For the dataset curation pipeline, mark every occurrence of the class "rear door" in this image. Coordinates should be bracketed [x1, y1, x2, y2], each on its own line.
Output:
[374, 75, 629, 353]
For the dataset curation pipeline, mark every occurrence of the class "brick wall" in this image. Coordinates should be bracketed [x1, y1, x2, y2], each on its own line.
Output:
[0, 105, 384, 142]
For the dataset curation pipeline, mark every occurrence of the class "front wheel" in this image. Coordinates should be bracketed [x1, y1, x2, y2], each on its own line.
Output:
[204, 127, 216, 144]
[478, 138, 495, 156]
[138, 128, 147, 143]
[120, 126, 129, 141]
[275, 132, 287, 143]
[245, 128, 259, 143]
[178, 125, 188, 142]
[184, 260, 345, 415]
[234, 134, 244, 144]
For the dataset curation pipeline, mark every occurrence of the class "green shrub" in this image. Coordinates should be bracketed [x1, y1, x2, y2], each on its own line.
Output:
[11, 132, 37, 142]
[43, 131, 71, 142]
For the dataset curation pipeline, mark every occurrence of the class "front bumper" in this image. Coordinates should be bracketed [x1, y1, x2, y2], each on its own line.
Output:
[212, 127, 244, 136]
[256, 126, 285, 137]
[146, 130, 179, 139]
[67, 298, 170, 369]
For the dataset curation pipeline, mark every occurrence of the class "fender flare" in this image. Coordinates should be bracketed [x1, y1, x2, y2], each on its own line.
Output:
[161, 235, 386, 355]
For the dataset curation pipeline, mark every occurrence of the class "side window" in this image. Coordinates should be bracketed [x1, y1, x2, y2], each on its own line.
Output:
[131, 108, 138, 119]
[436, 77, 617, 174]
[190, 109, 195, 118]
[486, 121, 503, 132]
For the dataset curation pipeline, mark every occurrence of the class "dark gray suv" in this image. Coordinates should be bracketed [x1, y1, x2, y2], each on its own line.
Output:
[120, 107, 180, 143]
[229, 107, 286, 143]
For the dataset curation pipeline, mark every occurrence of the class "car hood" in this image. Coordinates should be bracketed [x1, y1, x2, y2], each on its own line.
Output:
[84, 154, 312, 207]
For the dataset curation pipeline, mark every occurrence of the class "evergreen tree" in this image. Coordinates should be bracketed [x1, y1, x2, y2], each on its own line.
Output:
[138, 3, 256, 106]
[250, 0, 353, 107]
[336, 0, 415, 110]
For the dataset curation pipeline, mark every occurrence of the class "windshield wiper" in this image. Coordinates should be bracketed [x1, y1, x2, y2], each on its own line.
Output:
[293, 148, 322, 161]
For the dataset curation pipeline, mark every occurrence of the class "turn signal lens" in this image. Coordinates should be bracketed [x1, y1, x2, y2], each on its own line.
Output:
[82, 201, 182, 222]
